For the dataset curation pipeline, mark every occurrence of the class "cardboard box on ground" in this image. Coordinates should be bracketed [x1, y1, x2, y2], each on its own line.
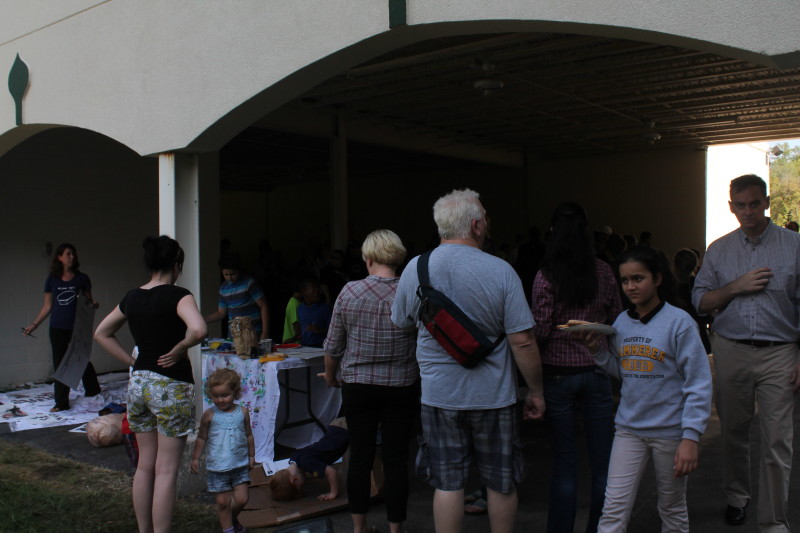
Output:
[239, 417, 385, 529]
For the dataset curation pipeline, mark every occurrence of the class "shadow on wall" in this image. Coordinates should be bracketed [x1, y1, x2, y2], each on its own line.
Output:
[0, 127, 158, 387]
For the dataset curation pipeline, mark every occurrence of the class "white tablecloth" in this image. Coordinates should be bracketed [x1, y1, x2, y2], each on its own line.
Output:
[201, 349, 341, 467]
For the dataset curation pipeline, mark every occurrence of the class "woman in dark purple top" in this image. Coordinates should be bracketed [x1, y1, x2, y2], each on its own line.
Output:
[532, 203, 620, 533]
[22, 243, 101, 411]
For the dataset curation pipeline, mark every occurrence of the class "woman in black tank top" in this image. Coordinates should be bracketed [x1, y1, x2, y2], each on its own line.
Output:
[95, 235, 207, 533]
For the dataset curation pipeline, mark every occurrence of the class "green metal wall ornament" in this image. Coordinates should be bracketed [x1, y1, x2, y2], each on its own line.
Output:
[389, 0, 406, 28]
[8, 53, 30, 126]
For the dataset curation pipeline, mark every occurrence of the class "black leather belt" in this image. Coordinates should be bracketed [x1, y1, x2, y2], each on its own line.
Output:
[732, 339, 790, 348]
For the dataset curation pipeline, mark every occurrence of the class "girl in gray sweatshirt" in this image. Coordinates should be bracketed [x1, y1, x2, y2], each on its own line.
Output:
[585, 246, 712, 533]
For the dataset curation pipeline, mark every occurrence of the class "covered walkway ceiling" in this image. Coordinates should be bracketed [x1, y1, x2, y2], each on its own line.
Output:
[224, 32, 800, 189]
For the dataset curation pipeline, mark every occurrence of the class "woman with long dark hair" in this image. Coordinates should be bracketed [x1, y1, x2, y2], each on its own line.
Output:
[532, 203, 622, 533]
[23, 243, 101, 411]
[95, 236, 206, 533]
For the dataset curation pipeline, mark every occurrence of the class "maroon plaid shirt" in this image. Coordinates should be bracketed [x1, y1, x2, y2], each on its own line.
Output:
[531, 259, 622, 367]
[324, 276, 419, 386]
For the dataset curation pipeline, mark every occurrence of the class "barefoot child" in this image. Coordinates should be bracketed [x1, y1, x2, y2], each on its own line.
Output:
[192, 368, 255, 533]
[269, 424, 349, 502]
[576, 246, 712, 533]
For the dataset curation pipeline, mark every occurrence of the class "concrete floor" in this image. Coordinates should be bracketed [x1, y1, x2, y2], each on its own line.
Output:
[3, 394, 800, 532]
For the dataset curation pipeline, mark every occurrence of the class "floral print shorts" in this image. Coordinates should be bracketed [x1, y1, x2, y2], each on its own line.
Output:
[127, 370, 195, 437]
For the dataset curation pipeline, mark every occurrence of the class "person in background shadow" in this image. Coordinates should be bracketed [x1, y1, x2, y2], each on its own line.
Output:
[297, 278, 332, 348]
[514, 226, 546, 306]
[673, 248, 711, 354]
[320, 249, 349, 304]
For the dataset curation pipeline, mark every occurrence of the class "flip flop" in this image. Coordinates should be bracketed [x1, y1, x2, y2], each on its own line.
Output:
[464, 488, 483, 504]
[465, 497, 488, 515]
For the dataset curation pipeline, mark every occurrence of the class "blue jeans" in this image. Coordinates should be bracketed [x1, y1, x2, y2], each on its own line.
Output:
[544, 369, 614, 533]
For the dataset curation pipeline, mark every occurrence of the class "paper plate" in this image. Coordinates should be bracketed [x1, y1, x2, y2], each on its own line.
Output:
[558, 323, 616, 335]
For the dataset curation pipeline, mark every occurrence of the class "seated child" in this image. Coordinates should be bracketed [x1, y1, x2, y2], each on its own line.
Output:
[269, 425, 349, 502]
[296, 278, 332, 347]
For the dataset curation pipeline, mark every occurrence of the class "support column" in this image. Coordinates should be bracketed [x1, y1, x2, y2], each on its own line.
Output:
[158, 151, 220, 497]
[157, 151, 220, 395]
[158, 153, 177, 237]
[330, 114, 348, 251]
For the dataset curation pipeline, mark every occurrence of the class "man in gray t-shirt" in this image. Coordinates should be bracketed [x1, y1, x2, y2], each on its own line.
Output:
[392, 188, 544, 533]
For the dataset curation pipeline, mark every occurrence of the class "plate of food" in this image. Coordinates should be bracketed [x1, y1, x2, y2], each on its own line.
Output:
[557, 321, 616, 335]
[274, 343, 301, 350]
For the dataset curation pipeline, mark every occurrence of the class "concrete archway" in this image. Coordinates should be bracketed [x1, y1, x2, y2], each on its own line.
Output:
[187, 17, 800, 155]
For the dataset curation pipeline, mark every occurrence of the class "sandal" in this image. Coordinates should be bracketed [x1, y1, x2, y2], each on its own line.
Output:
[464, 488, 483, 504]
[465, 497, 488, 515]
[49, 406, 67, 413]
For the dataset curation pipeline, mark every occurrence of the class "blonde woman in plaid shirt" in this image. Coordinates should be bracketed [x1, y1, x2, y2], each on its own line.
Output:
[322, 229, 419, 533]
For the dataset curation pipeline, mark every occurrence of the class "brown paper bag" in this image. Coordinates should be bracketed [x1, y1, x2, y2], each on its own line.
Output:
[229, 316, 258, 355]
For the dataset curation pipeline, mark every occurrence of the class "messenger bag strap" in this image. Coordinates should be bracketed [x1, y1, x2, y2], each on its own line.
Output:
[416, 249, 505, 348]
[417, 249, 433, 288]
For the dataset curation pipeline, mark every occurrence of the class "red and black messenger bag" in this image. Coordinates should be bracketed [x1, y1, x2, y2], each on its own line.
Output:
[415, 250, 505, 368]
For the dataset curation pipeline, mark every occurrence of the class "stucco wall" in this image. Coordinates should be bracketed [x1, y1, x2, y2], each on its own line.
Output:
[0, 128, 158, 386]
[0, 1, 390, 156]
[410, 1, 800, 61]
[1, 1, 798, 158]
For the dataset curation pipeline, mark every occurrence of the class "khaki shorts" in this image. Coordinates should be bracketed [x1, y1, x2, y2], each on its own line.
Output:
[127, 370, 195, 437]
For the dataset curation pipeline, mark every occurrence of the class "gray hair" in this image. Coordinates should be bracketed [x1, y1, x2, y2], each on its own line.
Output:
[433, 189, 484, 240]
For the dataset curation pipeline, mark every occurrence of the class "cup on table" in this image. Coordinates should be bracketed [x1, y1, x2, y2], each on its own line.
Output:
[259, 338, 273, 354]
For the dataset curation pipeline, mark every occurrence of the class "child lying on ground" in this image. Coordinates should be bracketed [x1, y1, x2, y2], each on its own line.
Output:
[269, 424, 349, 502]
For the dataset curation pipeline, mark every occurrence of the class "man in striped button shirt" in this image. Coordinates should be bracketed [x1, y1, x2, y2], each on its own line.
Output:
[693, 174, 800, 531]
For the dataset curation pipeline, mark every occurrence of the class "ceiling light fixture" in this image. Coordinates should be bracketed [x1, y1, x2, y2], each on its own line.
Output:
[473, 79, 504, 96]
[642, 131, 662, 144]
[642, 119, 662, 145]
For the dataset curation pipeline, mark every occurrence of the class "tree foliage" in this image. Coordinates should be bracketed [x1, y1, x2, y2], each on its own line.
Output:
[769, 142, 800, 226]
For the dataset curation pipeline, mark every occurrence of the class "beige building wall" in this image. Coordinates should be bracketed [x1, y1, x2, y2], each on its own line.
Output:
[2, 1, 799, 158]
[0, 128, 158, 386]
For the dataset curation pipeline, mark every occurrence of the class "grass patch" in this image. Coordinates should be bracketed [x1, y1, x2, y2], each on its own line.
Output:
[0, 439, 219, 533]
